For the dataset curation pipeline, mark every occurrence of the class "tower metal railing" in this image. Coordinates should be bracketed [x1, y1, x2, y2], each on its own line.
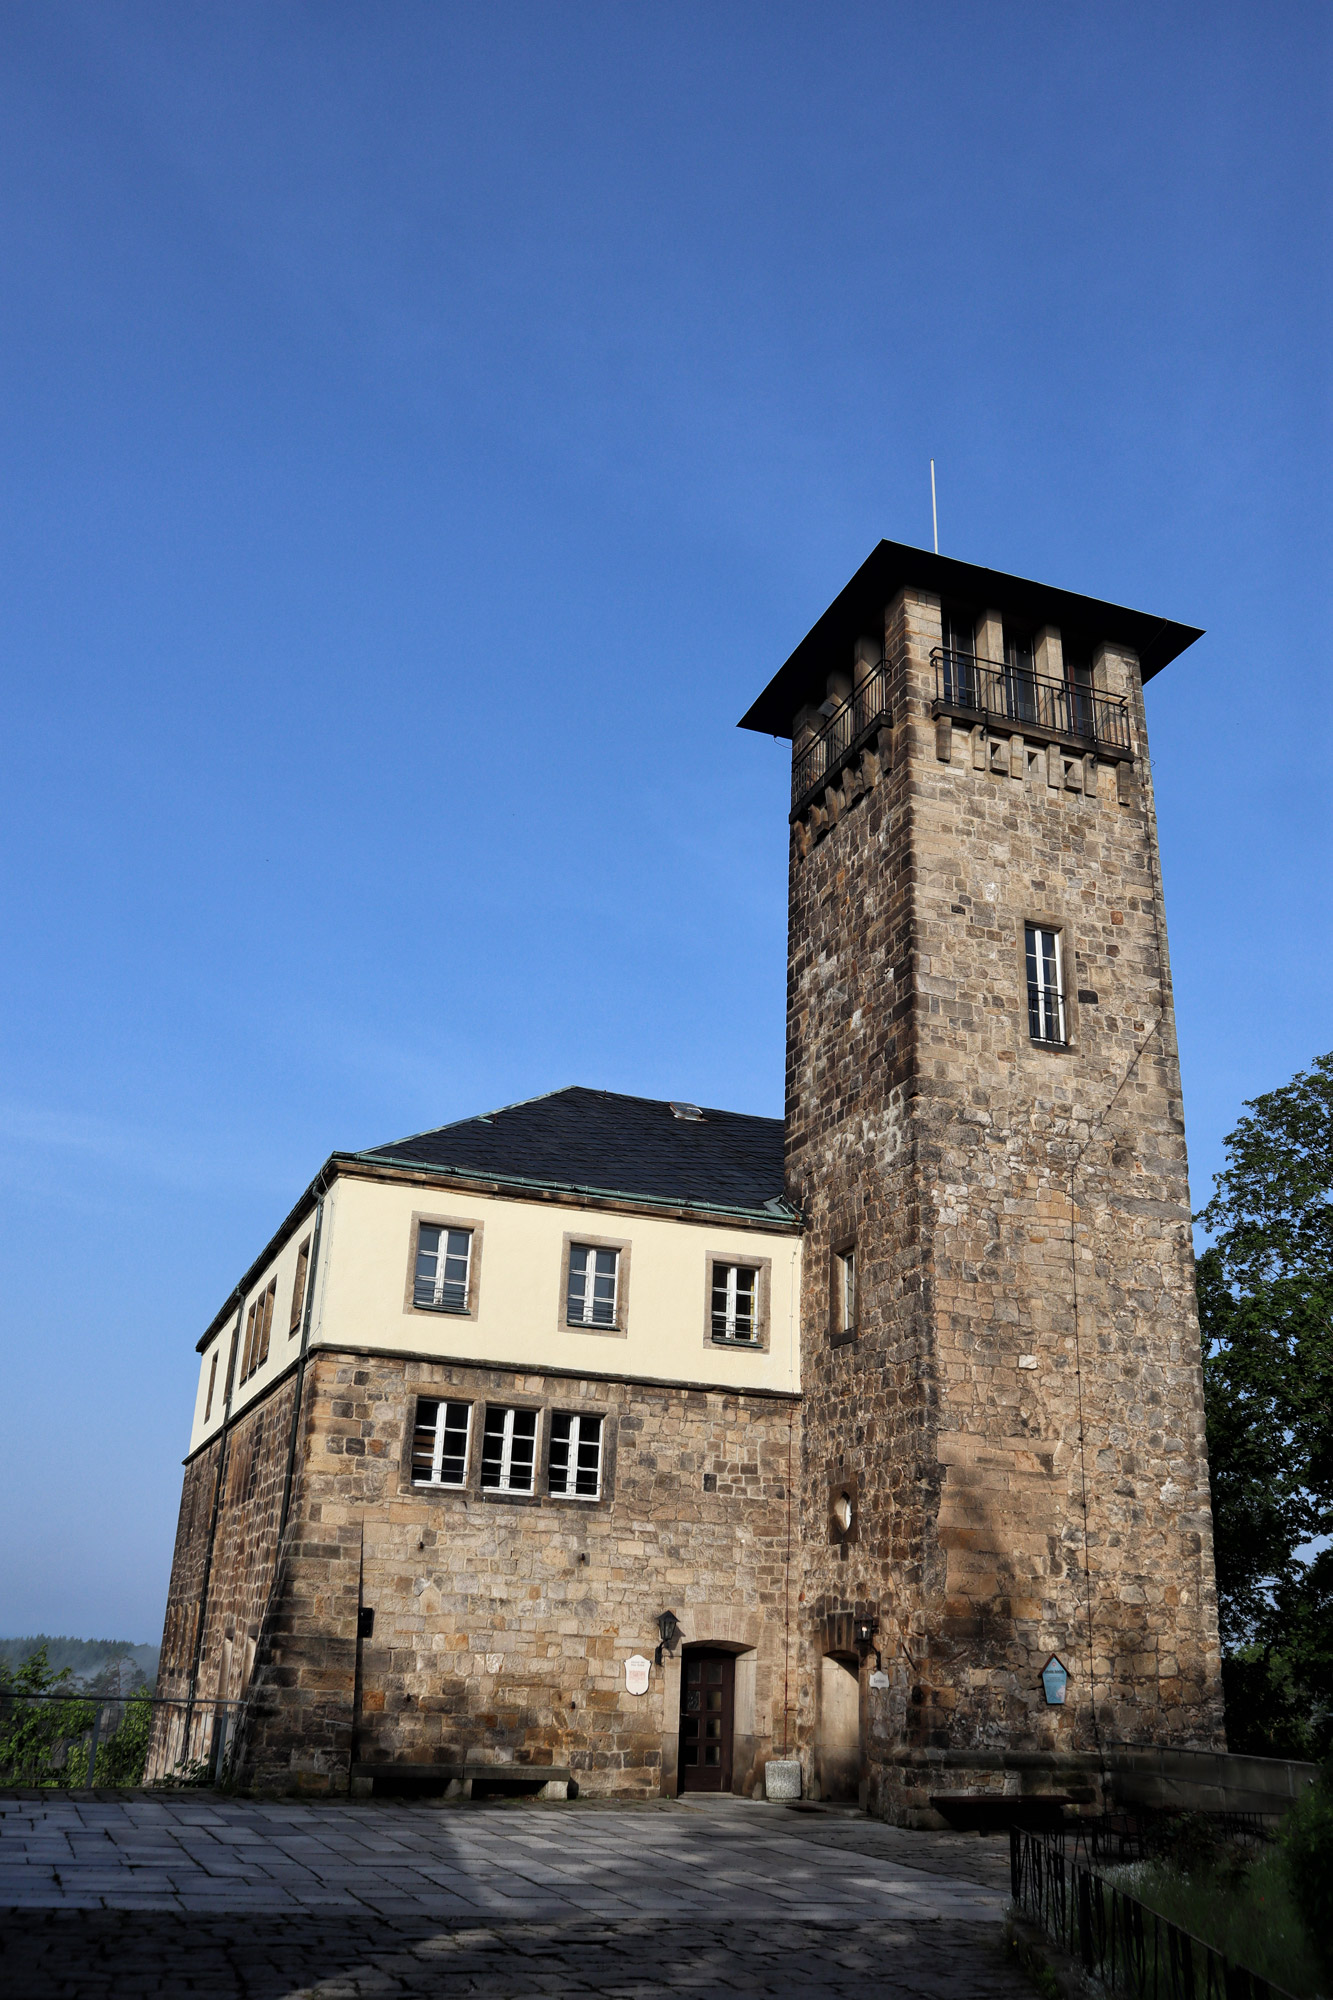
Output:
[933, 647, 1130, 752]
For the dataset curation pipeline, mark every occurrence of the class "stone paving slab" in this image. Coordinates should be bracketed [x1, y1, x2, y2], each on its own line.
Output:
[0, 1911, 1033, 1998]
[0, 1796, 1028, 1998]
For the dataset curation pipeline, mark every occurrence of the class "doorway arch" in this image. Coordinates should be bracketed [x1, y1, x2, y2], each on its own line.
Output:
[816, 1653, 861, 1801]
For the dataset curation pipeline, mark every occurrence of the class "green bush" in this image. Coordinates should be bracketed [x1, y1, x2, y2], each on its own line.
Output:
[1283, 1763, 1333, 1974]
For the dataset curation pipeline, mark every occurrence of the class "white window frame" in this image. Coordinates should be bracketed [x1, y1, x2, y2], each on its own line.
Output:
[480, 1406, 538, 1494]
[1026, 924, 1067, 1046]
[711, 1263, 759, 1343]
[837, 1247, 856, 1335]
[567, 1244, 619, 1327]
[548, 1412, 604, 1500]
[414, 1225, 473, 1313]
[411, 1397, 472, 1489]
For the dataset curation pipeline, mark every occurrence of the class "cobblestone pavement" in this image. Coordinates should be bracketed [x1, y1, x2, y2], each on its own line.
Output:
[0, 1793, 1028, 1998]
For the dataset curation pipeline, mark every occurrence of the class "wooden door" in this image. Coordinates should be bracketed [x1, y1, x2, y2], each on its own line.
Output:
[817, 1654, 861, 1801]
[678, 1649, 735, 1792]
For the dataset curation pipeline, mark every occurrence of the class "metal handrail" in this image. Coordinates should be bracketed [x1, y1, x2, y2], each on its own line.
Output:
[933, 647, 1130, 752]
[791, 657, 891, 814]
[1011, 1824, 1298, 2000]
[0, 1690, 244, 1790]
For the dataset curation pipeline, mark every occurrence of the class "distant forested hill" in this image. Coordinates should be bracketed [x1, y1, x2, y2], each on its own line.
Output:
[0, 1636, 159, 1687]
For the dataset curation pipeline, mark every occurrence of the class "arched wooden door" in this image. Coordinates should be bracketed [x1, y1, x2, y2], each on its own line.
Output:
[677, 1648, 735, 1792]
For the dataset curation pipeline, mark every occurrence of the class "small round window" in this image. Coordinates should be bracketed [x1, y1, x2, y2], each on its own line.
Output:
[832, 1491, 853, 1533]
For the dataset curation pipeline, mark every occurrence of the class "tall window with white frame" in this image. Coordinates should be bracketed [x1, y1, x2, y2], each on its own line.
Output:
[411, 1398, 472, 1488]
[567, 1245, 619, 1327]
[548, 1413, 603, 1499]
[711, 1263, 758, 1343]
[1026, 924, 1067, 1046]
[288, 1236, 312, 1339]
[414, 1225, 472, 1312]
[480, 1406, 538, 1494]
[835, 1246, 856, 1338]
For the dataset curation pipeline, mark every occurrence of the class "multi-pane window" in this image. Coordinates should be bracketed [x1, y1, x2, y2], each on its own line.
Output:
[289, 1236, 311, 1338]
[548, 1413, 604, 1499]
[411, 1398, 472, 1488]
[835, 1247, 856, 1336]
[567, 1245, 619, 1327]
[414, 1225, 473, 1313]
[711, 1264, 758, 1343]
[1026, 924, 1067, 1046]
[240, 1278, 276, 1382]
[480, 1406, 538, 1494]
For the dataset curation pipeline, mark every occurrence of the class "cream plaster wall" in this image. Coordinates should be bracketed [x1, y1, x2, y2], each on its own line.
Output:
[189, 1171, 801, 1454]
[188, 1208, 321, 1451]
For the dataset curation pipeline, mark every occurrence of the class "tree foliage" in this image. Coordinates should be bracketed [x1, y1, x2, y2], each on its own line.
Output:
[0, 1643, 153, 1787]
[1198, 1053, 1333, 1757]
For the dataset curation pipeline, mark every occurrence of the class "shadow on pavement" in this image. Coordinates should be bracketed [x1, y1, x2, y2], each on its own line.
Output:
[0, 1909, 1032, 2000]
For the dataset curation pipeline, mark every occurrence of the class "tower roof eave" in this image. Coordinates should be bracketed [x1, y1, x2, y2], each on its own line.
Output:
[738, 540, 1204, 739]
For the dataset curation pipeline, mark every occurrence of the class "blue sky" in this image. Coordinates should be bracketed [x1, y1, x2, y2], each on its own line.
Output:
[1, 2, 1328, 1641]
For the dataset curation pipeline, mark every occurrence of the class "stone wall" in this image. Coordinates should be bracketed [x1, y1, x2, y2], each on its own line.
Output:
[152, 1373, 300, 1781]
[787, 586, 1224, 1821]
[165, 1350, 798, 1796]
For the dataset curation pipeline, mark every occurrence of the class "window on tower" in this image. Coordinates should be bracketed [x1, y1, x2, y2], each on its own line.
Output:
[1026, 924, 1068, 1047]
[832, 1244, 857, 1342]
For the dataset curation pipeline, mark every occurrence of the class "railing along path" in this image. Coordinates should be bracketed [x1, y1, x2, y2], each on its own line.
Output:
[1010, 1822, 1299, 2000]
[0, 1689, 242, 1789]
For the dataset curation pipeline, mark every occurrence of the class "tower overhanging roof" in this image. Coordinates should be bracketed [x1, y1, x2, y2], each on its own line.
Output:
[738, 540, 1204, 739]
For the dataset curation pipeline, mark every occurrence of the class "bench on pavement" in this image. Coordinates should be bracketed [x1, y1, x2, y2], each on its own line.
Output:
[350, 1760, 572, 1801]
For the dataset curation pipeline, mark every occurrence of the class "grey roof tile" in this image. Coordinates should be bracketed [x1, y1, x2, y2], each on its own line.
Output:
[357, 1086, 787, 1217]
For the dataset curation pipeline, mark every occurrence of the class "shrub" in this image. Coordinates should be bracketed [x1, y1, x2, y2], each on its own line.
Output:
[1283, 1762, 1333, 1973]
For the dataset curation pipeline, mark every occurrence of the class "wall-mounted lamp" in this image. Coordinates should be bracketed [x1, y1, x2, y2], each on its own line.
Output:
[654, 1609, 683, 1665]
[854, 1615, 882, 1673]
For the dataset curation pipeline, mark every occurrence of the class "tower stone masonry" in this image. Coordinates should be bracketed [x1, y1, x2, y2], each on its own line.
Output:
[740, 542, 1225, 1820]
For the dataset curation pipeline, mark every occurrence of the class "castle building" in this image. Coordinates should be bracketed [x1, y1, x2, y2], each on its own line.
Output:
[156, 542, 1225, 1816]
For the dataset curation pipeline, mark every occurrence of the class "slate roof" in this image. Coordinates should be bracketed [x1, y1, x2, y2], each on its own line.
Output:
[354, 1086, 790, 1219]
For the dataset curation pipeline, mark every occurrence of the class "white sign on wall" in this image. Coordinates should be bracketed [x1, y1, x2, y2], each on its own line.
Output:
[624, 1654, 651, 1696]
[868, 1670, 890, 1690]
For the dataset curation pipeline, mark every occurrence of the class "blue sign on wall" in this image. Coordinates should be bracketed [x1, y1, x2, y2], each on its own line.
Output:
[1040, 1656, 1069, 1706]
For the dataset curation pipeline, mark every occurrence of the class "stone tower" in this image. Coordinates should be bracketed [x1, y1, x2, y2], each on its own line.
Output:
[741, 544, 1225, 1820]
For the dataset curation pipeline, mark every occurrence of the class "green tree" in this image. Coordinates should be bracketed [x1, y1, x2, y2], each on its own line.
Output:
[1198, 1052, 1333, 1757]
[0, 1645, 96, 1785]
